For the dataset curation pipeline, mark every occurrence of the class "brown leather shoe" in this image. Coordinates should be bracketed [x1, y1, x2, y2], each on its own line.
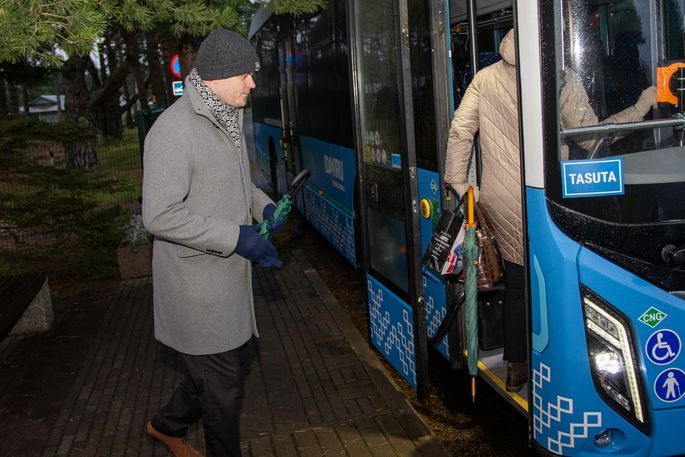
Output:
[146, 421, 204, 457]
[506, 361, 528, 393]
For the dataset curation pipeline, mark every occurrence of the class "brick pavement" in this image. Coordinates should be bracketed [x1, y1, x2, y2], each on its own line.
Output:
[1, 250, 450, 457]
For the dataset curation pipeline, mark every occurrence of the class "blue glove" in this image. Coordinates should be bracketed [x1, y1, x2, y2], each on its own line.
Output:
[263, 204, 287, 235]
[235, 224, 280, 266]
[258, 256, 283, 268]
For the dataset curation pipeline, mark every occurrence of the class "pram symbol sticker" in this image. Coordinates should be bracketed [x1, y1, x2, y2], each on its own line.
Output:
[654, 368, 685, 403]
[645, 329, 681, 365]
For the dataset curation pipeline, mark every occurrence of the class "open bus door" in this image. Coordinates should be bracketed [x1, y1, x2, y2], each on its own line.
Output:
[349, 0, 430, 399]
[441, 0, 524, 410]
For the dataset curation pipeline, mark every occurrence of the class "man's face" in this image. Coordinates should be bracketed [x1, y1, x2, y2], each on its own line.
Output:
[205, 73, 256, 107]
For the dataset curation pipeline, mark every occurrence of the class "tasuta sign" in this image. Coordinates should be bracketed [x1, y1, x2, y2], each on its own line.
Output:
[561, 158, 624, 198]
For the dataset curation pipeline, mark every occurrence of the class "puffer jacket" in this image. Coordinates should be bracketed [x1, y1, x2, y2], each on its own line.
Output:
[444, 29, 522, 265]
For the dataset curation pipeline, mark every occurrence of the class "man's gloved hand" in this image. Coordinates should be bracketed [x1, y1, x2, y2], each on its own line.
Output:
[235, 224, 282, 267]
[263, 204, 287, 235]
[636, 85, 657, 115]
[258, 256, 283, 268]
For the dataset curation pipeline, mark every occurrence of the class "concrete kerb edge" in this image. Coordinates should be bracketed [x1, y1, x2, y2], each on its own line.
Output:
[289, 249, 443, 446]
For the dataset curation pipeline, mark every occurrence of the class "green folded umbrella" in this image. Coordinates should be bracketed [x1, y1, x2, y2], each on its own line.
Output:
[463, 187, 480, 401]
[259, 169, 310, 240]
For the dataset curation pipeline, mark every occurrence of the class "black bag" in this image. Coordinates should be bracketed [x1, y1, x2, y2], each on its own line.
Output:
[421, 208, 466, 275]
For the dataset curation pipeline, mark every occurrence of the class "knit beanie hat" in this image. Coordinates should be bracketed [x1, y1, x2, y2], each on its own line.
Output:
[194, 29, 260, 80]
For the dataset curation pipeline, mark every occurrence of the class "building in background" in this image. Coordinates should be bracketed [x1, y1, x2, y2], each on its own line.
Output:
[18, 95, 65, 124]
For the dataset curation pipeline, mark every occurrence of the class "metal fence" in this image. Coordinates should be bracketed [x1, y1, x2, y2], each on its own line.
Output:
[0, 126, 144, 253]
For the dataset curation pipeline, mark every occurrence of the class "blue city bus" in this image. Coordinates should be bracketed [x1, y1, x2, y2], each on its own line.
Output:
[250, 1, 685, 455]
[249, 2, 358, 265]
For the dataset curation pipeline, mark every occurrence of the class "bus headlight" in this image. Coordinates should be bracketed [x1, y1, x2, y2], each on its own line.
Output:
[581, 286, 649, 434]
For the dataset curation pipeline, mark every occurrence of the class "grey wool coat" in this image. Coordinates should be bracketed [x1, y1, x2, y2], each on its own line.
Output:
[142, 78, 273, 355]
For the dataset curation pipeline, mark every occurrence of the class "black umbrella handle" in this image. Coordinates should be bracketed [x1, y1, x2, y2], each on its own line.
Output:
[288, 169, 311, 198]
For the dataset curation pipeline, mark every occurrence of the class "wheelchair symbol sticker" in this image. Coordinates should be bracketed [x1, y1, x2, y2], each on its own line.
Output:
[645, 329, 681, 365]
[654, 368, 685, 403]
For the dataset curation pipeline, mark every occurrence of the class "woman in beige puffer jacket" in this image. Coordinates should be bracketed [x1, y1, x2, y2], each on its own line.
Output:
[445, 29, 522, 266]
[444, 29, 528, 392]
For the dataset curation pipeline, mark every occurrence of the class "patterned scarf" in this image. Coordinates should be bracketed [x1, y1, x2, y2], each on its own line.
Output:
[189, 68, 241, 149]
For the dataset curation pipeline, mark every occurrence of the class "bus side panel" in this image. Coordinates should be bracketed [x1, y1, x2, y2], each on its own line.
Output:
[298, 135, 357, 266]
[301, 185, 356, 265]
[527, 188, 651, 456]
[367, 275, 417, 388]
[423, 270, 449, 358]
[253, 122, 286, 195]
[416, 168, 442, 254]
[299, 136, 355, 209]
[417, 168, 449, 358]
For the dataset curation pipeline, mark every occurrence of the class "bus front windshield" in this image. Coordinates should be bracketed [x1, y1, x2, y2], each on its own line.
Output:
[551, 0, 685, 226]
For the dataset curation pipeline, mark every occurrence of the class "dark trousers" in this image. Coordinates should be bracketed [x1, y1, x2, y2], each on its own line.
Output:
[152, 346, 245, 457]
[503, 260, 527, 363]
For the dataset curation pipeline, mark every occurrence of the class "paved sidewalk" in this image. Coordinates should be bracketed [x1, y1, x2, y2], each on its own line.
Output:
[0, 250, 450, 457]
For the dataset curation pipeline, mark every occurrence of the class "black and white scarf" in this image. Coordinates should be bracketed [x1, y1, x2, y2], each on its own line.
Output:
[189, 68, 241, 149]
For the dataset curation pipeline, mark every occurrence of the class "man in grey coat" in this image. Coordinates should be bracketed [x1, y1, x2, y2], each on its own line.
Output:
[142, 29, 284, 457]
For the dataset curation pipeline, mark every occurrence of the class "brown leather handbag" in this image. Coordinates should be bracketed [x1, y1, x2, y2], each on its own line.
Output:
[462, 203, 504, 292]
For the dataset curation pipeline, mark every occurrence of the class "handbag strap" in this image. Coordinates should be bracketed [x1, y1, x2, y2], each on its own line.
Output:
[473, 202, 494, 234]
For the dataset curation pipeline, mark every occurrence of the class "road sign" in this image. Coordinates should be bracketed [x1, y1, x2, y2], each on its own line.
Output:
[172, 81, 184, 96]
[170, 54, 182, 79]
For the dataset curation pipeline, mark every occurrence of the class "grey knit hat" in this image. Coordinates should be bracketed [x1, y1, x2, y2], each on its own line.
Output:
[194, 29, 259, 80]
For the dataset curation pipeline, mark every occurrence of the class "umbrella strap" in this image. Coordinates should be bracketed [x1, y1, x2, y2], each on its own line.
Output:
[430, 289, 465, 346]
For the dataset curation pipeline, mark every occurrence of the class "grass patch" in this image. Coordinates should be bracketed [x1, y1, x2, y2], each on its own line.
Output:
[93, 128, 142, 205]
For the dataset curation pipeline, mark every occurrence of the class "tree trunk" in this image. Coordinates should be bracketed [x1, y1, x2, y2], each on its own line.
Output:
[98, 35, 119, 138]
[145, 32, 167, 108]
[122, 78, 135, 128]
[103, 96, 123, 140]
[8, 80, 20, 115]
[0, 77, 8, 115]
[65, 142, 100, 170]
[63, 56, 97, 127]
[21, 84, 30, 116]
[180, 38, 199, 78]
[122, 31, 148, 108]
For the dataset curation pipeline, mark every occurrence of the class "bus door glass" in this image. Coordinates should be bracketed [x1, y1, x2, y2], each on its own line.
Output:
[352, 0, 426, 390]
[354, 0, 410, 295]
[549, 0, 685, 281]
[278, 38, 301, 175]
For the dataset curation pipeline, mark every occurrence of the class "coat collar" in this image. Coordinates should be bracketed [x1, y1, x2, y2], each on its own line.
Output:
[184, 75, 244, 132]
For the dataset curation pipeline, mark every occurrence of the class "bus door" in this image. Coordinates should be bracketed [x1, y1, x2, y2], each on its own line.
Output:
[520, 0, 685, 455]
[410, 0, 465, 369]
[350, 0, 429, 398]
[277, 37, 302, 179]
[435, 0, 519, 406]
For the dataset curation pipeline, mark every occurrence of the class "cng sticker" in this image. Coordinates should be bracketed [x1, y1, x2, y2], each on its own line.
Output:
[638, 306, 667, 328]
[654, 368, 685, 403]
